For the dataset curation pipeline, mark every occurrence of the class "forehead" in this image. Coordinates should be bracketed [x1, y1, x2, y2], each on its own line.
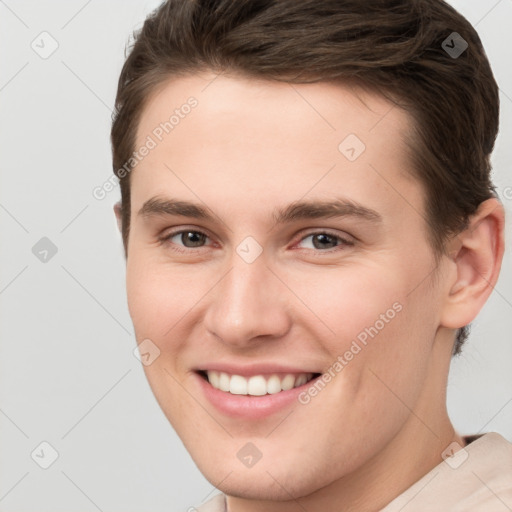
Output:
[131, 71, 421, 225]
[136, 71, 410, 146]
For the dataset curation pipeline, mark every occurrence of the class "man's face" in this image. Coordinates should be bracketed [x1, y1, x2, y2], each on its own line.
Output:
[124, 73, 450, 500]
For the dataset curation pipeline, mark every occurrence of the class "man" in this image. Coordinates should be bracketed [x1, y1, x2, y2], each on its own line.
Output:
[111, 0, 512, 510]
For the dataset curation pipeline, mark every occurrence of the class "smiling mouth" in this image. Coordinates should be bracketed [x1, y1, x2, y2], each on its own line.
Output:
[197, 370, 321, 396]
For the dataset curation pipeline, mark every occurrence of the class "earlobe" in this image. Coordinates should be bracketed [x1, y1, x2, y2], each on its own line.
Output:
[114, 202, 123, 234]
[440, 197, 505, 330]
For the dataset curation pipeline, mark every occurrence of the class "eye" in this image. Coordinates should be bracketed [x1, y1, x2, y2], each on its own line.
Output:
[296, 231, 354, 251]
[159, 229, 211, 252]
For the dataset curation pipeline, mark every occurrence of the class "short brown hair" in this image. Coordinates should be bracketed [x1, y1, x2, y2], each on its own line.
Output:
[111, 0, 500, 354]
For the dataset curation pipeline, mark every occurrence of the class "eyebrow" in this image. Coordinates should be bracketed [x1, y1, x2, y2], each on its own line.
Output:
[138, 196, 382, 226]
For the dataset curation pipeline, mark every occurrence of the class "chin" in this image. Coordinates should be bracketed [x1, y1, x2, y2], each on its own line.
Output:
[209, 478, 305, 502]
[196, 456, 332, 502]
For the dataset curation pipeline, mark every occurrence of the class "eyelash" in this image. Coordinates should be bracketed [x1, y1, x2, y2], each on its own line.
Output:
[158, 228, 354, 255]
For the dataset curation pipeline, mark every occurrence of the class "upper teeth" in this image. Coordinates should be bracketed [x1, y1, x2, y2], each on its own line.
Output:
[206, 371, 314, 396]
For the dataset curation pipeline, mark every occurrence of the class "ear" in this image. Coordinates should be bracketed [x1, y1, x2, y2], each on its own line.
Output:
[440, 197, 505, 330]
[114, 201, 123, 234]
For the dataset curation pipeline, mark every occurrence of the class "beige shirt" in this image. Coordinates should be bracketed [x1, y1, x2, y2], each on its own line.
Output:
[193, 432, 512, 511]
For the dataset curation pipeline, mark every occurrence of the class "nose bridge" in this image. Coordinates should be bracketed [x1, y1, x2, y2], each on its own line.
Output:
[203, 251, 290, 346]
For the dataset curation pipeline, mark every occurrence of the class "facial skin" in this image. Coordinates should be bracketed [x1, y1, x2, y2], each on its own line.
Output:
[116, 72, 504, 511]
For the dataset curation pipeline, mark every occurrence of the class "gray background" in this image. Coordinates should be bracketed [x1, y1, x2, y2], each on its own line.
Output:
[0, 1, 511, 511]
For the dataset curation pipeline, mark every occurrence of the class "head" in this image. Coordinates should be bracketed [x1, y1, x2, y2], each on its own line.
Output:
[111, 0, 505, 505]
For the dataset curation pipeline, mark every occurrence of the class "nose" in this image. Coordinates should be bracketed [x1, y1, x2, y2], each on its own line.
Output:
[202, 253, 292, 348]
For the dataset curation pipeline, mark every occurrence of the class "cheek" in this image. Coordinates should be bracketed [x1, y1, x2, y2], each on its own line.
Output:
[126, 253, 202, 337]
[288, 261, 438, 390]
[284, 263, 407, 343]
[125, 256, 204, 419]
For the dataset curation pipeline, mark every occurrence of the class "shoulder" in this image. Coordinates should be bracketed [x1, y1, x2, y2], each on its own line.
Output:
[381, 432, 512, 511]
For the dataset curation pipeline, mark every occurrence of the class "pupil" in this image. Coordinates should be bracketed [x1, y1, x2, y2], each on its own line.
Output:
[313, 234, 336, 249]
[183, 231, 205, 247]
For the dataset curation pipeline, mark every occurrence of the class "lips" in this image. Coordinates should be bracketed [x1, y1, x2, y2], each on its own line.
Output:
[200, 370, 318, 396]
[194, 367, 323, 419]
